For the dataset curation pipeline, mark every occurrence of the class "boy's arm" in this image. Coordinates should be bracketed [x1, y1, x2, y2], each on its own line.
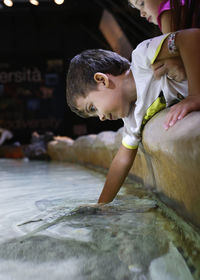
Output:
[156, 29, 200, 129]
[98, 145, 137, 204]
[152, 9, 186, 82]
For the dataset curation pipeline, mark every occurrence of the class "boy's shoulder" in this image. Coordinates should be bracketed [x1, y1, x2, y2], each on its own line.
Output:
[132, 34, 169, 66]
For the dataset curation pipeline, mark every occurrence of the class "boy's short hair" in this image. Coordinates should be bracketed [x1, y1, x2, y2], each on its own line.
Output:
[66, 49, 130, 117]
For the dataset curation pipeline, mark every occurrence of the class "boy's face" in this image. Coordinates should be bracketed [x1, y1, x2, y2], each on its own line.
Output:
[130, 0, 162, 25]
[75, 77, 132, 121]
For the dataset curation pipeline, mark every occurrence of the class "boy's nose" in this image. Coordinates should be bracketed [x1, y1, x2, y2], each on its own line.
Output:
[140, 10, 146, 17]
[99, 114, 106, 121]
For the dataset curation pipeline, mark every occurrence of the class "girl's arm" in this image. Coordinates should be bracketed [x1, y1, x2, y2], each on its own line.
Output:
[152, 57, 186, 82]
[160, 10, 174, 33]
[152, 10, 186, 82]
[156, 28, 200, 129]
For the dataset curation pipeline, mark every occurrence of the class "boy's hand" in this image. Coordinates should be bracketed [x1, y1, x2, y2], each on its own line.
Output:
[152, 57, 186, 82]
[71, 203, 105, 215]
[164, 96, 200, 130]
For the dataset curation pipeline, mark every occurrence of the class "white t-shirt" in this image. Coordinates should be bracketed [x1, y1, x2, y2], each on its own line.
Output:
[122, 34, 188, 149]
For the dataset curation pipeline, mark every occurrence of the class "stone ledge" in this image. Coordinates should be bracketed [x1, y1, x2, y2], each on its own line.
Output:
[142, 110, 200, 229]
[47, 109, 200, 229]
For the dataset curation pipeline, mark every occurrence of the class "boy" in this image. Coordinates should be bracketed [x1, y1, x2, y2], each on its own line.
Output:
[66, 28, 200, 204]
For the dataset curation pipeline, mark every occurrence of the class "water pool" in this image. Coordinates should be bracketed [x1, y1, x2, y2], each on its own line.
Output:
[0, 159, 199, 280]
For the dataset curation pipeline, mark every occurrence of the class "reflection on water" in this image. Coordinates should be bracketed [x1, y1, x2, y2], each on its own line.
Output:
[0, 159, 199, 280]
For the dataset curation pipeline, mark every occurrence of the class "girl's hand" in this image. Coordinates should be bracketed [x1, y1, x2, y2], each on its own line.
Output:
[152, 57, 186, 82]
[164, 96, 200, 130]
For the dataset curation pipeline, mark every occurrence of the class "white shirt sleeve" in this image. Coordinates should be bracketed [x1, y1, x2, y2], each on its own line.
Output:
[132, 34, 169, 68]
[122, 106, 141, 150]
[122, 34, 170, 150]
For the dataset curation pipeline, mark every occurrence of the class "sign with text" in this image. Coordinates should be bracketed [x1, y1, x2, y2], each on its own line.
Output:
[0, 59, 65, 143]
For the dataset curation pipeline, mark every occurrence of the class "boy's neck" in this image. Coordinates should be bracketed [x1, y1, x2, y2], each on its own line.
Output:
[121, 69, 137, 104]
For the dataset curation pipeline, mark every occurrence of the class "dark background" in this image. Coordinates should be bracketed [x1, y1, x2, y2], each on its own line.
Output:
[0, 0, 160, 143]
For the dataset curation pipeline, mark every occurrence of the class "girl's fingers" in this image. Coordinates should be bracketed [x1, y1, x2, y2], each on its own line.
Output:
[164, 96, 200, 130]
[151, 61, 165, 71]
[177, 108, 187, 120]
[152, 65, 166, 80]
[164, 111, 174, 130]
[164, 105, 182, 130]
[164, 102, 191, 130]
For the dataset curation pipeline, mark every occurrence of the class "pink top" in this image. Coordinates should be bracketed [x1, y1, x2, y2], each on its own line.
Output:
[157, 0, 185, 30]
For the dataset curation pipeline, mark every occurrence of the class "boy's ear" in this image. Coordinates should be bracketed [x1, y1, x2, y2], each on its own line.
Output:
[94, 72, 109, 87]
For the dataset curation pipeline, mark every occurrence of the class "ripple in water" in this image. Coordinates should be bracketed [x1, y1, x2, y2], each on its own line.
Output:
[0, 159, 199, 280]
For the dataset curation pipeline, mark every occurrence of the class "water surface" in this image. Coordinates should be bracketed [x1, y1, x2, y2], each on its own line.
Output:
[0, 159, 199, 280]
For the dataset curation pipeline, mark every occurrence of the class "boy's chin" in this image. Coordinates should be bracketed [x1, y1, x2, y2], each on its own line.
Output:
[119, 113, 128, 119]
[114, 106, 132, 119]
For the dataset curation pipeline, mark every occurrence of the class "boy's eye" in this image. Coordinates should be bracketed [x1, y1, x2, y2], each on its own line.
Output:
[89, 105, 96, 113]
[135, 0, 144, 7]
[138, 0, 144, 7]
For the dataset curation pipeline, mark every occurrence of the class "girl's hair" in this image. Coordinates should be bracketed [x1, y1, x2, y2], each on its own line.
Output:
[170, 0, 200, 30]
[66, 49, 130, 118]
